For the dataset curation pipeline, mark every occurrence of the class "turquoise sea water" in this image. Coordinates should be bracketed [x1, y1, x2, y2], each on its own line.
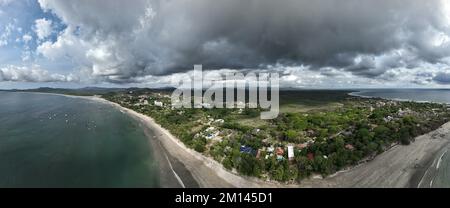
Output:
[0, 92, 160, 187]
[352, 89, 450, 188]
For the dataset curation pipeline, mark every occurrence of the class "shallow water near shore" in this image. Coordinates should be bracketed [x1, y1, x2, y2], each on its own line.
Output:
[0, 92, 161, 187]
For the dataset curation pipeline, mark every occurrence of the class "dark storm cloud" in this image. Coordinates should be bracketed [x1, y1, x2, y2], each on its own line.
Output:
[38, 0, 450, 82]
[433, 72, 450, 84]
[416, 72, 434, 78]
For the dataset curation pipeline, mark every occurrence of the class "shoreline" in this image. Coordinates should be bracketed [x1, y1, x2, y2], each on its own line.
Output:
[80, 96, 237, 187]
[90, 97, 286, 188]
[93, 95, 450, 188]
[73, 95, 298, 187]
[18, 92, 450, 188]
[24, 92, 198, 188]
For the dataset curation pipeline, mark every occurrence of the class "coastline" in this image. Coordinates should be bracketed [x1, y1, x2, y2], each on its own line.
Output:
[92, 95, 450, 188]
[26, 92, 198, 188]
[87, 96, 287, 188]
[21, 92, 450, 188]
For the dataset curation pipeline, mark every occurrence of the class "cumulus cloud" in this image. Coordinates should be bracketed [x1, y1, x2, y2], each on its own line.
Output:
[34, 0, 450, 85]
[0, 22, 14, 47]
[22, 34, 32, 43]
[0, 65, 78, 82]
[34, 18, 53, 40]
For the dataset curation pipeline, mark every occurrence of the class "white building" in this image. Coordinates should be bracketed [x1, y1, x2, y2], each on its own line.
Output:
[214, 119, 225, 124]
[287, 145, 295, 161]
[154, 101, 163, 107]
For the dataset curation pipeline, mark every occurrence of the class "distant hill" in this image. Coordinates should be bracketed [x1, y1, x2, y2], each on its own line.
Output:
[1, 87, 353, 103]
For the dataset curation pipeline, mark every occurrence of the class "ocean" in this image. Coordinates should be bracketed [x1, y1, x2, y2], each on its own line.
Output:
[350, 89, 450, 104]
[0, 92, 160, 187]
[351, 89, 450, 188]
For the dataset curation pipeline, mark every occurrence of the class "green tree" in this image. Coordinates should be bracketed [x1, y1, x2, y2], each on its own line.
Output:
[237, 153, 260, 176]
[285, 130, 298, 141]
[222, 157, 233, 170]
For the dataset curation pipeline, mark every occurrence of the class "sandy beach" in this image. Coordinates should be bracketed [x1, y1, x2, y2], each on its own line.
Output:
[44, 93, 450, 188]
[93, 96, 283, 187]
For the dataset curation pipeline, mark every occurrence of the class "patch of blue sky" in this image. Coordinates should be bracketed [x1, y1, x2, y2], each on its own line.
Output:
[0, 0, 65, 64]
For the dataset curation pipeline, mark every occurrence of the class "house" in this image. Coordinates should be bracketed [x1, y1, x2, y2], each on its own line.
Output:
[240, 145, 253, 154]
[205, 126, 215, 132]
[214, 119, 225, 124]
[276, 155, 284, 161]
[256, 149, 262, 159]
[345, 144, 355, 150]
[287, 145, 295, 161]
[376, 101, 386, 107]
[205, 130, 220, 140]
[276, 147, 284, 156]
[297, 143, 308, 149]
[204, 126, 220, 140]
[383, 116, 394, 122]
[154, 101, 163, 107]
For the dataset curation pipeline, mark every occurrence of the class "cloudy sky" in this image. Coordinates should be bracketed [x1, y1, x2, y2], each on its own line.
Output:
[1, 0, 450, 89]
